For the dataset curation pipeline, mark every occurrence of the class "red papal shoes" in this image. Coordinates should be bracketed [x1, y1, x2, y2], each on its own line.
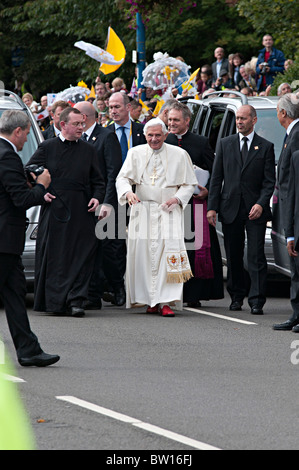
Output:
[159, 305, 175, 317]
[146, 304, 159, 313]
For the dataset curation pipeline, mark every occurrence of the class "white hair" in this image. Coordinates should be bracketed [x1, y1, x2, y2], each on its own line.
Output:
[143, 118, 168, 136]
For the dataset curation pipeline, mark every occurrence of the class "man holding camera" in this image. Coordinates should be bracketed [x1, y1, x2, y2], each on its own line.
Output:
[0, 110, 59, 366]
[256, 34, 285, 92]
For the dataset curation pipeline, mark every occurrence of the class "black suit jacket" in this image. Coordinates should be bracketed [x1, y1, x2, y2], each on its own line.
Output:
[42, 124, 57, 140]
[207, 133, 275, 225]
[87, 124, 122, 207]
[275, 121, 299, 232]
[285, 150, 299, 248]
[212, 58, 229, 82]
[107, 120, 146, 147]
[0, 139, 45, 255]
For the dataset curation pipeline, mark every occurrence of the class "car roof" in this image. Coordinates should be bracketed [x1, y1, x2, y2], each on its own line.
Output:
[0, 91, 26, 111]
[187, 91, 279, 110]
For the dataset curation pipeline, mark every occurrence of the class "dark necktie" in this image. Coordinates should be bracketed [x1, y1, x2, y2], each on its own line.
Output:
[241, 136, 248, 165]
[81, 133, 88, 141]
[119, 127, 128, 162]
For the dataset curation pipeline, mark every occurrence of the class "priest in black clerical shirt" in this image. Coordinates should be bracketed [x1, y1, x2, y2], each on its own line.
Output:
[165, 101, 224, 306]
[26, 107, 105, 317]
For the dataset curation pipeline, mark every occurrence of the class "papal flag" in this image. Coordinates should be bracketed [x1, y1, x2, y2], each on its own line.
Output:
[99, 27, 126, 75]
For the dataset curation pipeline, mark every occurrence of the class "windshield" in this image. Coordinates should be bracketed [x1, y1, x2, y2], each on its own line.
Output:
[0, 109, 39, 165]
[255, 109, 285, 163]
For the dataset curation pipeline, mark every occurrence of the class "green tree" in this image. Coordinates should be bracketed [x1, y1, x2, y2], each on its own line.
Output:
[0, 0, 258, 97]
[237, 0, 299, 59]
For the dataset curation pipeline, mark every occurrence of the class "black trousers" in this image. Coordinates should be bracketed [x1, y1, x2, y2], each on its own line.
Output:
[0, 253, 42, 359]
[289, 256, 299, 320]
[222, 201, 267, 308]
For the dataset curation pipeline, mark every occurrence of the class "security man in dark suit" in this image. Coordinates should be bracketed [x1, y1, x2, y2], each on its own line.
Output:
[207, 105, 275, 314]
[0, 110, 59, 366]
[102, 92, 146, 306]
[273, 94, 299, 331]
[74, 100, 123, 308]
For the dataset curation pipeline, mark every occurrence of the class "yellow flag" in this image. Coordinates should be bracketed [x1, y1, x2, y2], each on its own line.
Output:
[99, 27, 126, 75]
[152, 99, 165, 117]
[181, 67, 200, 90]
[86, 85, 96, 100]
[139, 99, 150, 112]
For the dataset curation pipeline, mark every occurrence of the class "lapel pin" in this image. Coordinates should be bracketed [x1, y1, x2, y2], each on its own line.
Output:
[284, 144, 287, 148]
[254, 146, 259, 150]
[92, 137, 97, 141]
[137, 134, 140, 137]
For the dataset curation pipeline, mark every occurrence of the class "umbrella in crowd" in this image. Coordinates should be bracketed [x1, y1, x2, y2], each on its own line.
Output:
[141, 52, 191, 92]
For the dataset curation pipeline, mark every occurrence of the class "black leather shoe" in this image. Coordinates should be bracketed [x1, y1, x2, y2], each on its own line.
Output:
[292, 324, 299, 333]
[83, 299, 102, 310]
[19, 352, 60, 367]
[114, 287, 126, 306]
[68, 306, 85, 317]
[251, 306, 264, 315]
[229, 301, 242, 311]
[273, 319, 299, 331]
[102, 291, 115, 303]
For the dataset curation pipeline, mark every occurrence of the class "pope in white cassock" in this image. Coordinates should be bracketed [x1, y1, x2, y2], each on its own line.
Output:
[116, 118, 197, 316]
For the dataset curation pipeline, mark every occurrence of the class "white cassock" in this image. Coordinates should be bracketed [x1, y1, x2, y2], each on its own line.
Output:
[116, 142, 197, 308]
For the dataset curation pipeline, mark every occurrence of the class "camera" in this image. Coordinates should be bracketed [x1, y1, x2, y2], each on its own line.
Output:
[259, 62, 269, 75]
[25, 164, 45, 185]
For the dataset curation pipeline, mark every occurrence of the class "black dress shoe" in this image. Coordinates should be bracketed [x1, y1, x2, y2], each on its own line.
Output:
[229, 301, 242, 311]
[251, 306, 264, 315]
[114, 287, 126, 306]
[18, 352, 60, 367]
[68, 306, 85, 317]
[83, 299, 102, 310]
[292, 324, 299, 333]
[273, 319, 299, 330]
[102, 291, 115, 303]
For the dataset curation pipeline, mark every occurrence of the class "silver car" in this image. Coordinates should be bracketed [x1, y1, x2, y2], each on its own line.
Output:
[0, 90, 44, 291]
[185, 91, 286, 280]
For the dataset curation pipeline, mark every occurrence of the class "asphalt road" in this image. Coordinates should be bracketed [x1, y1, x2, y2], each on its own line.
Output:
[1, 280, 298, 452]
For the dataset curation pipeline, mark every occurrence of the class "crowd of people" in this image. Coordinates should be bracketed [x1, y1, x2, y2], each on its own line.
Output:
[0, 33, 299, 368]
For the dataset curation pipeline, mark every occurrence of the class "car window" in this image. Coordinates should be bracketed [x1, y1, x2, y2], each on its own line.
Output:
[0, 109, 39, 165]
[187, 102, 200, 132]
[255, 109, 285, 163]
[205, 108, 226, 151]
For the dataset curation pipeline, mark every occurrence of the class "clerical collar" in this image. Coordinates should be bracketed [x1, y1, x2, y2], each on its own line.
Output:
[148, 143, 165, 154]
[59, 133, 78, 144]
[175, 129, 189, 140]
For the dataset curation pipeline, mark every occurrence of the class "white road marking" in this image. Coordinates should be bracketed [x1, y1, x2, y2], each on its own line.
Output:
[184, 307, 258, 325]
[56, 395, 221, 451]
[0, 373, 25, 383]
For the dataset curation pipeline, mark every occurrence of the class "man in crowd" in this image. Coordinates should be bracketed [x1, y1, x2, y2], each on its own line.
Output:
[211, 47, 229, 84]
[207, 105, 275, 315]
[256, 34, 285, 92]
[273, 93, 299, 331]
[0, 110, 59, 366]
[74, 100, 123, 309]
[116, 118, 197, 317]
[42, 100, 70, 139]
[27, 107, 105, 317]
